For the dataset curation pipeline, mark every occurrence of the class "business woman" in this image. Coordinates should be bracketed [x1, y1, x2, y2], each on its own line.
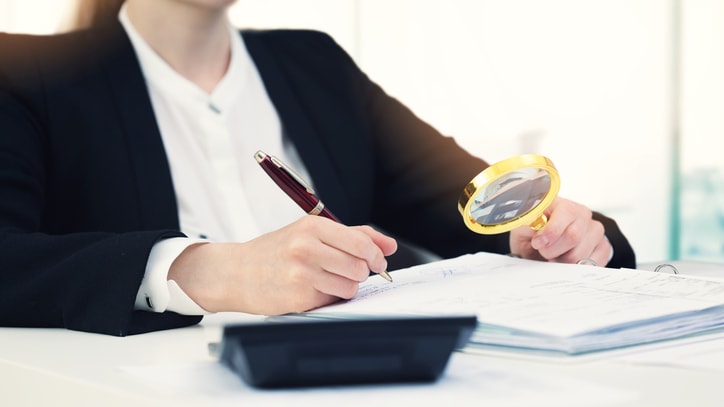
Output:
[0, 0, 635, 335]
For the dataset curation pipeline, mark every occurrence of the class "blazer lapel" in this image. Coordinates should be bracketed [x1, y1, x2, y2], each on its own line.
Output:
[92, 22, 180, 231]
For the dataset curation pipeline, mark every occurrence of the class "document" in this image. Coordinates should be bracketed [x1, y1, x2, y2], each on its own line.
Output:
[302, 252, 724, 355]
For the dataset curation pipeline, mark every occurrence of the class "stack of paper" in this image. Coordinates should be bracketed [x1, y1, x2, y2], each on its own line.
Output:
[302, 252, 724, 355]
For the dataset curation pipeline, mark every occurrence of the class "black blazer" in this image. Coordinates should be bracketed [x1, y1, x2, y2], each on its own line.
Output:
[0, 21, 636, 335]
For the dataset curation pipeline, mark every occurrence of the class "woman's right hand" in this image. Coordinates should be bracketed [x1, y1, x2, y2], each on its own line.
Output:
[167, 216, 398, 315]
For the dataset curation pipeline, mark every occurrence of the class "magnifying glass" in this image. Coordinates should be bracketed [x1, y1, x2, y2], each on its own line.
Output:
[458, 154, 560, 234]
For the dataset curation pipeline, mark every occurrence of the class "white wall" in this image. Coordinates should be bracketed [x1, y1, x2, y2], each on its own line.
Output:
[681, 0, 724, 173]
[679, 0, 724, 260]
[230, 0, 360, 53]
[4, 0, 715, 263]
[0, 0, 76, 33]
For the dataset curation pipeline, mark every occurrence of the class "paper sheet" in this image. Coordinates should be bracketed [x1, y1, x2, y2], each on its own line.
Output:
[304, 252, 724, 354]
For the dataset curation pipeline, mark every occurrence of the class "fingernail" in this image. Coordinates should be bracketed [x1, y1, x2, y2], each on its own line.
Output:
[534, 235, 549, 249]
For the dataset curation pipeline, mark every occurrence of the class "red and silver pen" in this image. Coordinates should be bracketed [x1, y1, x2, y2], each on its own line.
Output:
[254, 150, 393, 282]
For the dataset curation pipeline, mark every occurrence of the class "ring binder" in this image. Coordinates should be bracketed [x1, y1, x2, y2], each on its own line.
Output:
[654, 263, 680, 274]
[576, 258, 599, 267]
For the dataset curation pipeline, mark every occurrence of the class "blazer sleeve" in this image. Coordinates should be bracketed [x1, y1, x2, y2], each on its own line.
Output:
[0, 33, 201, 336]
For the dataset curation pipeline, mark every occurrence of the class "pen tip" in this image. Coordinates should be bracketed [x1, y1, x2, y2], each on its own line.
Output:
[379, 270, 393, 283]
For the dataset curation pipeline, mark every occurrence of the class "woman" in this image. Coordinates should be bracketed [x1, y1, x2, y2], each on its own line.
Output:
[0, 0, 635, 335]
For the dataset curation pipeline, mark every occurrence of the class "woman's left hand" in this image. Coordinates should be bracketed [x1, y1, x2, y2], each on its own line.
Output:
[509, 197, 613, 266]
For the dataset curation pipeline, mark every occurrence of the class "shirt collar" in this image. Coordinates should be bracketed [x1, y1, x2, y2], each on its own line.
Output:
[118, 4, 246, 114]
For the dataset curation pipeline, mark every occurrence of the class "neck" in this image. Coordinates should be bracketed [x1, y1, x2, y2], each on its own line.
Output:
[125, 0, 232, 93]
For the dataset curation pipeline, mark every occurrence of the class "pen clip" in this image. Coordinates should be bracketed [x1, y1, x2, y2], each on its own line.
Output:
[269, 155, 316, 195]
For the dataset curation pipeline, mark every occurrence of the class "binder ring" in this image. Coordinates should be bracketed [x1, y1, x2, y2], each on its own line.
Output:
[576, 258, 599, 267]
[654, 263, 679, 274]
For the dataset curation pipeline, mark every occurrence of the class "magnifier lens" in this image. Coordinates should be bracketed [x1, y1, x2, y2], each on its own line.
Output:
[470, 168, 551, 225]
[458, 155, 560, 235]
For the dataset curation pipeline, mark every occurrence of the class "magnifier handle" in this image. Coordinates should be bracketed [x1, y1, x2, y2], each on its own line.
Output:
[530, 214, 548, 231]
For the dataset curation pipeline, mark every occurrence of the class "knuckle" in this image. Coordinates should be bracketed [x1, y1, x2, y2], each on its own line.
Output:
[350, 237, 376, 261]
[285, 239, 313, 261]
[341, 257, 370, 281]
[352, 259, 371, 279]
[295, 215, 318, 231]
[285, 266, 311, 287]
[592, 220, 605, 237]
[337, 280, 359, 299]
[564, 225, 583, 246]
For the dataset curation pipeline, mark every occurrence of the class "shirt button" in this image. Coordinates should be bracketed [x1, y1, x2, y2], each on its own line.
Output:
[208, 102, 222, 114]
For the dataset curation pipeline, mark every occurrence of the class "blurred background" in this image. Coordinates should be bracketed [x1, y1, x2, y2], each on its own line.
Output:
[1, 0, 722, 264]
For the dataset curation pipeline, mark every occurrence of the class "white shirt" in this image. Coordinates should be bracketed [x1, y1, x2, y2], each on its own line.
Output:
[118, 7, 313, 314]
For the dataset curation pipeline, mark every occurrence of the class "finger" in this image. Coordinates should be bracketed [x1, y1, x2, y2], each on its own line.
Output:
[261, 259, 357, 313]
[311, 267, 362, 300]
[287, 219, 386, 281]
[278, 287, 340, 315]
[282, 243, 364, 301]
[532, 199, 593, 259]
[531, 200, 576, 248]
[544, 217, 592, 261]
[354, 225, 398, 257]
[588, 235, 614, 267]
[317, 224, 390, 273]
[314, 240, 374, 282]
[548, 220, 603, 264]
[509, 226, 543, 260]
[355, 226, 398, 282]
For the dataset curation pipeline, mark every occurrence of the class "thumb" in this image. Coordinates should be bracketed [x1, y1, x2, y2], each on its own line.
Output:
[509, 226, 540, 259]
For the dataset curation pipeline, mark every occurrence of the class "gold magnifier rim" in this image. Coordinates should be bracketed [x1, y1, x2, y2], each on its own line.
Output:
[457, 154, 561, 235]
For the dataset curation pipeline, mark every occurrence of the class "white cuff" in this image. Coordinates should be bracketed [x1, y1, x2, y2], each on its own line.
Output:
[167, 279, 212, 315]
[135, 237, 212, 315]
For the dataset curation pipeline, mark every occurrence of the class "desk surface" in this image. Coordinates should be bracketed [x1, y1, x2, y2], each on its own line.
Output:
[3, 313, 724, 407]
[3, 260, 724, 406]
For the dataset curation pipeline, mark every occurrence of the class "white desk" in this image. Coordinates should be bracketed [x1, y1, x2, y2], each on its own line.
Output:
[3, 310, 724, 407]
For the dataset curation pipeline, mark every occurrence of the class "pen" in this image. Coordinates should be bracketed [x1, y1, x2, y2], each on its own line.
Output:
[254, 150, 393, 282]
